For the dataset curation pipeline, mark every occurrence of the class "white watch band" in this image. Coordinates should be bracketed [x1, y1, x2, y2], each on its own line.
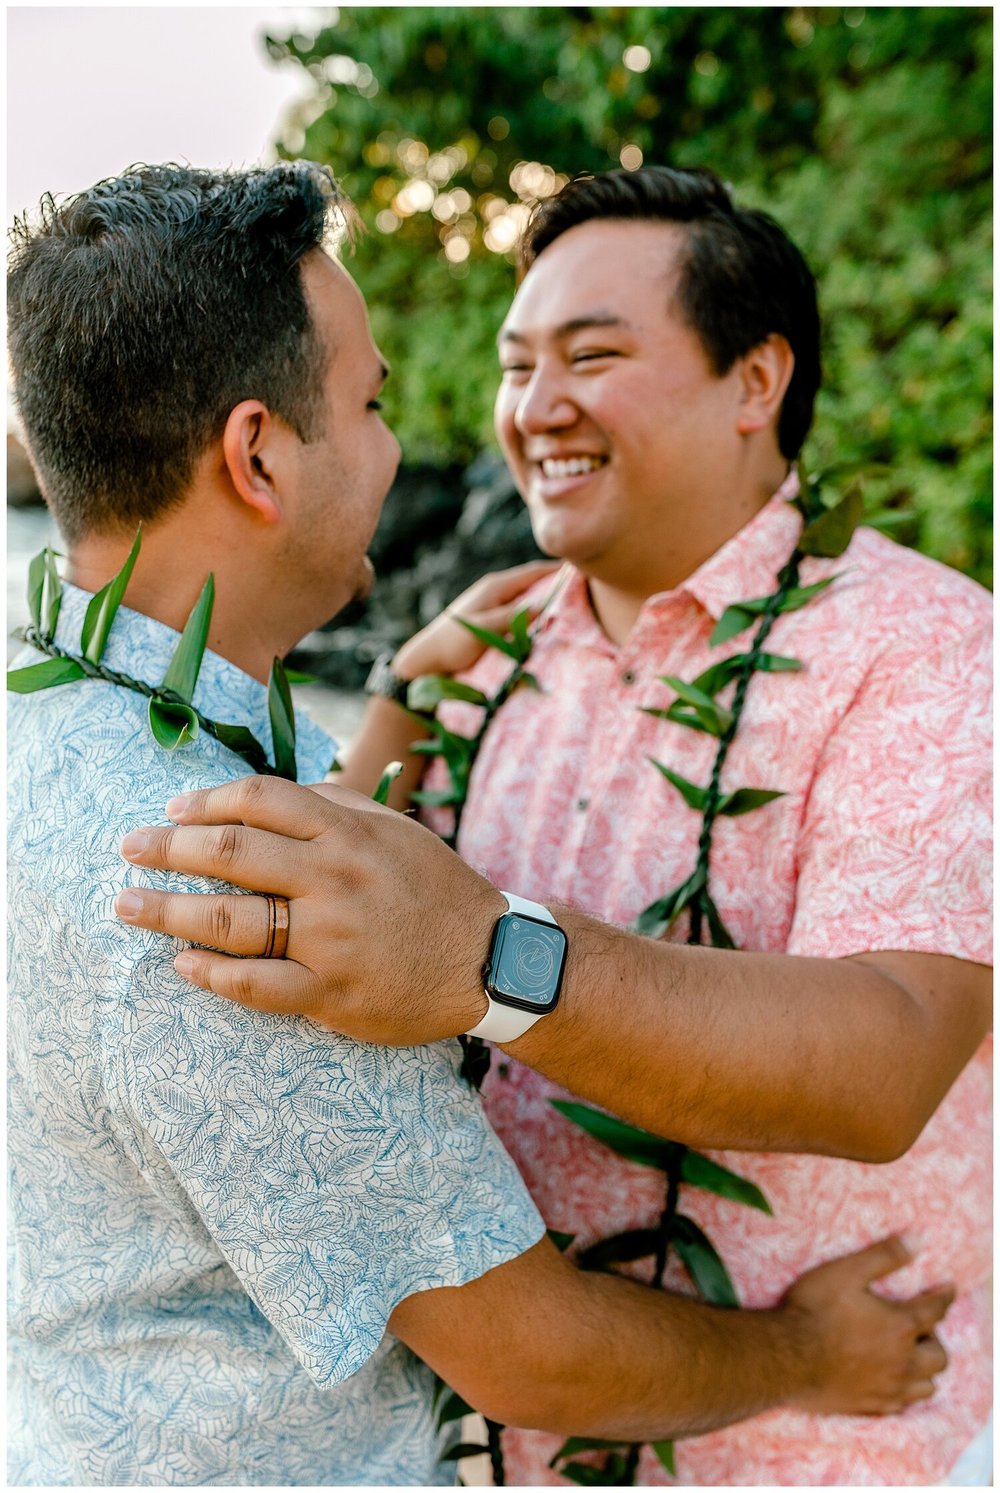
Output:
[466, 892, 558, 1044]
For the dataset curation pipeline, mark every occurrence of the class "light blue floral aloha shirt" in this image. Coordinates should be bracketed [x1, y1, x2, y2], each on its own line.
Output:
[8, 585, 545, 1486]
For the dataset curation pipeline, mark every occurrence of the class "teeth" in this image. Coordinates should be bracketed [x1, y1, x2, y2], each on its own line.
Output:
[540, 456, 606, 479]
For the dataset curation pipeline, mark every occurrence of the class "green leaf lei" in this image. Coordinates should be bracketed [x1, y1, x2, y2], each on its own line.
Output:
[420, 476, 860, 1485]
[8, 528, 300, 781]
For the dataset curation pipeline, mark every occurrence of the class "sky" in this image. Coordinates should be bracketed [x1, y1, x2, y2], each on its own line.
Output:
[7, 6, 331, 222]
[7, 5, 334, 428]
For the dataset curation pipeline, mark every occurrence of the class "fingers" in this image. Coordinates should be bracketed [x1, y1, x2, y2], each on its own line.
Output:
[906, 1284, 956, 1337]
[168, 948, 330, 1024]
[116, 887, 273, 957]
[160, 774, 341, 838]
[120, 822, 316, 896]
[913, 1331, 948, 1379]
[470, 559, 560, 605]
[852, 1232, 918, 1284]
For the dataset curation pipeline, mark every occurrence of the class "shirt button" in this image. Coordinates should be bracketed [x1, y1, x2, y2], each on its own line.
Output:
[621, 669, 636, 685]
[576, 796, 590, 812]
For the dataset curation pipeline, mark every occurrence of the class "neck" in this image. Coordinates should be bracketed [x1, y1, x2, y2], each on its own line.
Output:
[587, 457, 790, 645]
[67, 516, 311, 687]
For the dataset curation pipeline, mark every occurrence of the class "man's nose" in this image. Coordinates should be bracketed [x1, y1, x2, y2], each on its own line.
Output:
[514, 367, 577, 434]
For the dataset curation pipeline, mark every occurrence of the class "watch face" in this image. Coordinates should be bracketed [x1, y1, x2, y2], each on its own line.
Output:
[487, 914, 567, 1013]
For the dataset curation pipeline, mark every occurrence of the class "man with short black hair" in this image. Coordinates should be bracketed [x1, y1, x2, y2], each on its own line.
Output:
[120, 166, 991, 1485]
[7, 162, 948, 1486]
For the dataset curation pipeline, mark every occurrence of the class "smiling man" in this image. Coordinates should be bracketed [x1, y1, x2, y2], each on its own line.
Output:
[116, 166, 992, 1486]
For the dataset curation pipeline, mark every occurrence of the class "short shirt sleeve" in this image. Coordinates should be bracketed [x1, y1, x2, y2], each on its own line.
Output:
[786, 622, 991, 965]
[114, 923, 544, 1388]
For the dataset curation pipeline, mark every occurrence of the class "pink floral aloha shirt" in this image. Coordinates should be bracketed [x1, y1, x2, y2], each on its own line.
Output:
[424, 481, 992, 1486]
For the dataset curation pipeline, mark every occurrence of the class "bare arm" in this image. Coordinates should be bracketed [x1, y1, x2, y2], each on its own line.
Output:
[117, 777, 991, 1163]
[389, 1233, 949, 1437]
[337, 560, 558, 807]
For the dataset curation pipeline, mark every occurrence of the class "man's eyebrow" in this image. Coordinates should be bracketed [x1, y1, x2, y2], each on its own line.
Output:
[498, 313, 631, 346]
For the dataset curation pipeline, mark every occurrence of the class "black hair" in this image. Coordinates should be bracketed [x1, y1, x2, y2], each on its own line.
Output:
[521, 166, 820, 459]
[7, 161, 355, 541]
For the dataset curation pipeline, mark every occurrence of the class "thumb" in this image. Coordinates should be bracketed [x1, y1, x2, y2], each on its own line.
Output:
[854, 1232, 921, 1285]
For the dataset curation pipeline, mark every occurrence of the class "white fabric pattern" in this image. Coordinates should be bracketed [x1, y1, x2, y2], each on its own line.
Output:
[8, 585, 544, 1486]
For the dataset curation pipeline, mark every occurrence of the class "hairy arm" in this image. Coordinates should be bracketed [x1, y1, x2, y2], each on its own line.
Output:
[118, 778, 990, 1162]
[503, 917, 990, 1160]
[389, 1233, 949, 1437]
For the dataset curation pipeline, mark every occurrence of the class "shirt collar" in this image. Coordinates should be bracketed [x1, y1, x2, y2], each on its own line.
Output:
[680, 468, 803, 622]
[52, 584, 337, 780]
[535, 468, 804, 645]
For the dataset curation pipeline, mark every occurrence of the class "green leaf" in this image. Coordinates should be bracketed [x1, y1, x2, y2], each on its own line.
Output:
[410, 786, 465, 807]
[509, 606, 533, 659]
[437, 1389, 474, 1427]
[406, 674, 489, 711]
[7, 656, 86, 693]
[578, 1227, 662, 1272]
[408, 738, 444, 757]
[440, 1443, 490, 1461]
[428, 722, 476, 771]
[798, 485, 863, 558]
[708, 603, 758, 648]
[646, 759, 708, 811]
[28, 547, 63, 636]
[672, 1215, 739, 1307]
[148, 697, 200, 751]
[550, 1101, 676, 1169]
[518, 669, 541, 692]
[160, 574, 214, 703]
[372, 760, 404, 804]
[454, 614, 522, 660]
[688, 651, 802, 697]
[709, 577, 839, 648]
[282, 667, 318, 684]
[268, 657, 297, 781]
[81, 527, 142, 664]
[652, 1440, 676, 1475]
[717, 787, 786, 817]
[547, 1229, 576, 1252]
[699, 890, 737, 950]
[212, 721, 270, 772]
[662, 675, 733, 735]
[631, 865, 707, 939]
[561, 1459, 627, 1485]
[550, 1438, 630, 1470]
[680, 1150, 771, 1213]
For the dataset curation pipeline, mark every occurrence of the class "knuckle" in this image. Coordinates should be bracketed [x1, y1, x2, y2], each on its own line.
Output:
[209, 824, 243, 872]
[232, 774, 268, 817]
[228, 967, 259, 1006]
[207, 899, 235, 946]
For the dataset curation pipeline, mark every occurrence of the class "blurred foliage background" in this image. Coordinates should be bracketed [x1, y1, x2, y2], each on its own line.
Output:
[266, 5, 991, 587]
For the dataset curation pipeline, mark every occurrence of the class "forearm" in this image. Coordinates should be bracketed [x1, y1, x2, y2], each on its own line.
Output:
[391, 1242, 810, 1441]
[495, 1272, 805, 1440]
[336, 694, 429, 808]
[504, 911, 990, 1160]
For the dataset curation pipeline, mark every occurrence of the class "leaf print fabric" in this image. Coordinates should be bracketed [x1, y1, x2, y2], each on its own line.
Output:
[422, 486, 992, 1486]
[8, 585, 544, 1486]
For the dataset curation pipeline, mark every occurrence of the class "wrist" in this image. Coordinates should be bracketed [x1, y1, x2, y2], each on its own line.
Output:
[768, 1301, 817, 1409]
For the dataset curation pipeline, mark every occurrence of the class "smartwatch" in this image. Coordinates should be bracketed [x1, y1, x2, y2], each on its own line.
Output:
[363, 652, 411, 709]
[466, 892, 568, 1043]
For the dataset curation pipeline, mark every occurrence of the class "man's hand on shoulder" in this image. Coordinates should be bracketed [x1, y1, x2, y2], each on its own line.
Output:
[117, 774, 500, 1042]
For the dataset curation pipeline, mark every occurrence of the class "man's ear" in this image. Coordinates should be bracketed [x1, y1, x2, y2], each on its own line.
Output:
[735, 335, 795, 438]
[221, 400, 290, 524]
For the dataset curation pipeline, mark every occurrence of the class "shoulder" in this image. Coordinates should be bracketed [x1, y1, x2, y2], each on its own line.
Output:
[801, 528, 990, 670]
